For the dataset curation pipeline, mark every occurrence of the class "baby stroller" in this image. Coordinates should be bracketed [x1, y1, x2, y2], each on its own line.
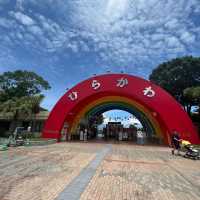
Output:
[181, 140, 200, 160]
[8, 127, 25, 147]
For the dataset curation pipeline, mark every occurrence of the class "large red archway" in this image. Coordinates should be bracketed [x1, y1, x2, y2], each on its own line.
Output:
[42, 74, 200, 145]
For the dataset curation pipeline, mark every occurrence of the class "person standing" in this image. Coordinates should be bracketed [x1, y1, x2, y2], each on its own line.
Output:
[171, 130, 182, 155]
[80, 130, 84, 141]
[84, 128, 87, 141]
[26, 125, 32, 142]
[27, 125, 31, 132]
[137, 130, 144, 145]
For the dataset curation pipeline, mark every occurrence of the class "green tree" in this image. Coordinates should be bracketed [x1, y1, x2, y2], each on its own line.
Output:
[0, 95, 44, 120]
[0, 70, 51, 102]
[0, 70, 50, 132]
[129, 124, 138, 130]
[184, 87, 200, 114]
[149, 56, 200, 114]
[79, 118, 89, 130]
[88, 114, 104, 127]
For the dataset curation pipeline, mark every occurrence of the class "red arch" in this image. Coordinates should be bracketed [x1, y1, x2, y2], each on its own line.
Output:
[42, 74, 200, 144]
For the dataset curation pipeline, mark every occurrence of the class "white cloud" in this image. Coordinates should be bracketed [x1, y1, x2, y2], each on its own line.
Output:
[28, 25, 43, 36]
[0, 0, 200, 77]
[105, 0, 130, 21]
[66, 0, 200, 69]
[165, 19, 179, 30]
[15, 0, 24, 11]
[67, 42, 79, 53]
[16, 32, 23, 40]
[102, 112, 142, 128]
[165, 36, 181, 48]
[103, 115, 110, 124]
[0, 18, 15, 28]
[180, 31, 196, 44]
[10, 11, 35, 26]
[124, 117, 142, 128]
[2, 0, 199, 110]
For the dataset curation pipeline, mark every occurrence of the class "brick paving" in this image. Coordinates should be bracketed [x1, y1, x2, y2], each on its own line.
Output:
[1, 143, 200, 200]
[0, 143, 102, 200]
[56, 144, 111, 200]
[80, 144, 200, 200]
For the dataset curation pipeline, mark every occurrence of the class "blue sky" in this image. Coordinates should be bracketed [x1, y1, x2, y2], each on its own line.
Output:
[0, 0, 200, 114]
[102, 110, 142, 128]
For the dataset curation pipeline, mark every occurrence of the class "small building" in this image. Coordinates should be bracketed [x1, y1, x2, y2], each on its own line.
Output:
[0, 110, 49, 137]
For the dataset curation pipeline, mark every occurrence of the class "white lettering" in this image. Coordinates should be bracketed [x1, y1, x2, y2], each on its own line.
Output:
[91, 80, 101, 90]
[68, 91, 78, 101]
[117, 77, 128, 88]
[143, 86, 155, 97]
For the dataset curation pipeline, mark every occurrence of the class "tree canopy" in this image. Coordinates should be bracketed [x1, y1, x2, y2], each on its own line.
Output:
[149, 56, 200, 113]
[88, 114, 104, 126]
[184, 87, 200, 106]
[0, 95, 44, 119]
[0, 70, 51, 102]
[0, 70, 50, 121]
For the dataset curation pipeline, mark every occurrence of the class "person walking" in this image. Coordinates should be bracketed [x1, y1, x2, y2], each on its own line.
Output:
[171, 130, 182, 155]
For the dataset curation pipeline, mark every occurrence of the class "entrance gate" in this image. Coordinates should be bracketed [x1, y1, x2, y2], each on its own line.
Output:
[42, 74, 199, 145]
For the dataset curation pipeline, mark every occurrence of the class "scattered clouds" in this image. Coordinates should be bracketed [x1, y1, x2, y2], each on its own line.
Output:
[0, 18, 15, 28]
[180, 31, 196, 44]
[10, 11, 35, 26]
[69, 0, 200, 62]
[102, 111, 142, 128]
[1, 0, 200, 63]
[0, 0, 200, 109]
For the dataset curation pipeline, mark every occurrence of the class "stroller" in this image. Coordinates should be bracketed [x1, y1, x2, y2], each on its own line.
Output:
[181, 140, 200, 160]
[8, 127, 25, 147]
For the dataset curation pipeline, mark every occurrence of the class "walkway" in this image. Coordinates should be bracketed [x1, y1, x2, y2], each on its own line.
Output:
[0, 143, 200, 200]
[56, 144, 111, 200]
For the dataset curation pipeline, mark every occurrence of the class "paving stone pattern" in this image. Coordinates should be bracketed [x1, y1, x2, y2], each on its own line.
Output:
[80, 145, 200, 200]
[1, 143, 200, 200]
[56, 144, 111, 200]
[0, 143, 101, 200]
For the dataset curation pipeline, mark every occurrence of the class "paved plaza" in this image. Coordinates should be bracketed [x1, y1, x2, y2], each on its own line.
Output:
[0, 142, 200, 200]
